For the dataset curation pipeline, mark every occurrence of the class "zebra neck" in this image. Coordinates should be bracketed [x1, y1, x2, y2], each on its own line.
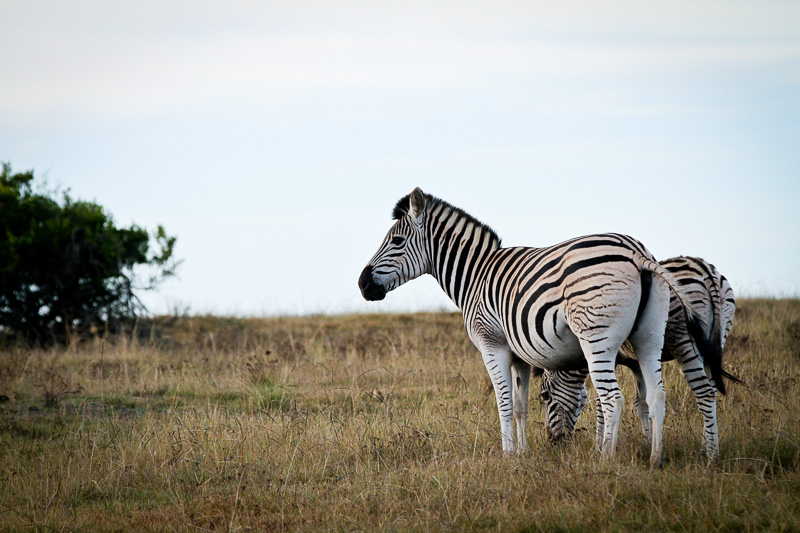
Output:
[425, 209, 500, 309]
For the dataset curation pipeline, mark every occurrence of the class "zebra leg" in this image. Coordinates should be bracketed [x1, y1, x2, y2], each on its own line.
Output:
[628, 278, 670, 469]
[632, 368, 652, 442]
[511, 358, 531, 454]
[677, 343, 720, 460]
[481, 347, 516, 454]
[635, 357, 666, 468]
[594, 395, 605, 449]
[584, 348, 625, 460]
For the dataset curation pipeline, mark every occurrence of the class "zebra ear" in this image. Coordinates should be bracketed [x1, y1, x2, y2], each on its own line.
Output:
[409, 187, 426, 220]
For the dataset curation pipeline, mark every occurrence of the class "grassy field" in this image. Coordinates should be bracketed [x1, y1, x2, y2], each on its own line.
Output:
[1, 298, 799, 531]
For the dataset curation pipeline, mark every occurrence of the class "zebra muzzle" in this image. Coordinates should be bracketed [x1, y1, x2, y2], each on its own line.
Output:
[358, 266, 387, 301]
[546, 413, 569, 443]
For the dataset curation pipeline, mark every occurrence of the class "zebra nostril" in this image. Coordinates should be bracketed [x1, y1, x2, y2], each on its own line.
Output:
[358, 266, 386, 301]
[358, 266, 373, 290]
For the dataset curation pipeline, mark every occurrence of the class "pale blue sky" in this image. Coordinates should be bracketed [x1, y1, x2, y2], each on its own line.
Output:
[2, 1, 799, 315]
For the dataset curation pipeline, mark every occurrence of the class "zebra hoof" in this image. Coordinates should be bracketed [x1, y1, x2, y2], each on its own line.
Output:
[649, 454, 664, 469]
[600, 445, 616, 462]
[704, 449, 720, 464]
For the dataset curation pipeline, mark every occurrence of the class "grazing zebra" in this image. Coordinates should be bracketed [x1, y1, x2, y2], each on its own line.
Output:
[536, 256, 737, 460]
[358, 188, 714, 467]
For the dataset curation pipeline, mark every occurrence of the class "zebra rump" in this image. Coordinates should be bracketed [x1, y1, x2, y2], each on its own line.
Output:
[664, 257, 740, 394]
[538, 255, 737, 459]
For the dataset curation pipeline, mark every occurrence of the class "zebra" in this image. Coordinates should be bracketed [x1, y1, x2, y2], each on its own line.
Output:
[358, 188, 714, 467]
[536, 256, 737, 460]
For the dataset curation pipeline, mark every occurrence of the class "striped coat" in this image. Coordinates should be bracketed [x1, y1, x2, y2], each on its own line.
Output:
[359, 188, 713, 467]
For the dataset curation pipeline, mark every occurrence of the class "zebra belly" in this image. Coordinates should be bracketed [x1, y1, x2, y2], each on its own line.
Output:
[496, 267, 643, 370]
[506, 312, 587, 371]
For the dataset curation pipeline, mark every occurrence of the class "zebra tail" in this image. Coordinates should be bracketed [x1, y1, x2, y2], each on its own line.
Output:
[701, 259, 743, 390]
[638, 258, 738, 395]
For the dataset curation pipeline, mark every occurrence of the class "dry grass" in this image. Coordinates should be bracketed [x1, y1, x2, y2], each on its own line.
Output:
[1, 299, 799, 531]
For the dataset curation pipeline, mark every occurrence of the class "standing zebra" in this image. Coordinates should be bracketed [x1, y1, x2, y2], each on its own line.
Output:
[358, 188, 713, 467]
[537, 256, 737, 460]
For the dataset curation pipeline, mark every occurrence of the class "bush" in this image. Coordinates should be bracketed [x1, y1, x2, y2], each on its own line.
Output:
[0, 162, 179, 344]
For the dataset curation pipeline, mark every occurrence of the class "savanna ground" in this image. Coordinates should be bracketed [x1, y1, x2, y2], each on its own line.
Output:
[1, 299, 799, 531]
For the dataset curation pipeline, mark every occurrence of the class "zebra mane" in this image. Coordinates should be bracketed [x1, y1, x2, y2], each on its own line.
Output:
[392, 195, 413, 220]
[392, 192, 502, 247]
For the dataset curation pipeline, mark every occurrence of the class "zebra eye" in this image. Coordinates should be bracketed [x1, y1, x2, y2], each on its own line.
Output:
[391, 236, 406, 246]
[540, 390, 551, 402]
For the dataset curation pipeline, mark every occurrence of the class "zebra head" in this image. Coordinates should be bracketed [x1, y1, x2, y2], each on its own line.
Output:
[537, 368, 589, 441]
[359, 187, 431, 301]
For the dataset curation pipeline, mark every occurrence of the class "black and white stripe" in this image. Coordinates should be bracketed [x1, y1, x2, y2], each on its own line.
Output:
[538, 256, 736, 459]
[359, 188, 713, 466]
[539, 369, 588, 441]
